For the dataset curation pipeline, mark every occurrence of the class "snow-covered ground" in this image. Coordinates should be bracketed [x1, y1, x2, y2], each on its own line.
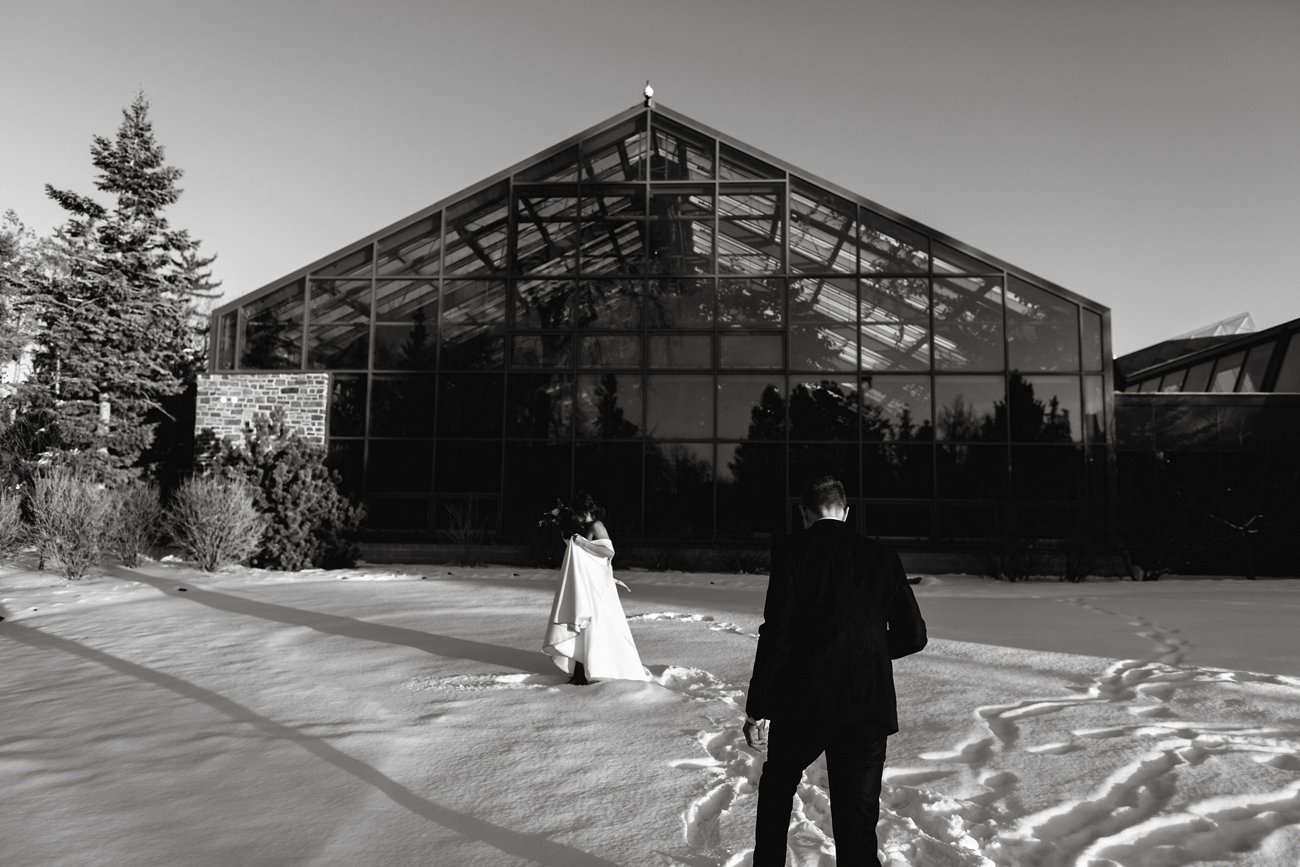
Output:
[2, 558, 1298, 867]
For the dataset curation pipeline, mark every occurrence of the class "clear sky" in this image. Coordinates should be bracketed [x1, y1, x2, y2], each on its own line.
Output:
[4, 0, 1298, 356]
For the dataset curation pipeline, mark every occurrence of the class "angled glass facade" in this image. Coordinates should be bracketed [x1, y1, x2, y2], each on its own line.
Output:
[211, 105, 1113, 546]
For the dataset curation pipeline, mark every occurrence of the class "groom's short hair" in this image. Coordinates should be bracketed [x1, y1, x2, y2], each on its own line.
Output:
[800, 476, 846, 512]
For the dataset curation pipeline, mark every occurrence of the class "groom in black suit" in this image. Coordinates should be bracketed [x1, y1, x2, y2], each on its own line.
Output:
[744, 476, 928, 866]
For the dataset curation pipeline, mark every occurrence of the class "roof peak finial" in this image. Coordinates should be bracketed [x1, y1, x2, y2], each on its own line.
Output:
[643, 80, 654, 108]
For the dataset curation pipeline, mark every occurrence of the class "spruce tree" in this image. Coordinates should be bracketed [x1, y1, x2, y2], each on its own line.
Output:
[32, 94, 218, 480]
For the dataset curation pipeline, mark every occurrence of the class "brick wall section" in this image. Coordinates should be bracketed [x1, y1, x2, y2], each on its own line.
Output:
[196, 373, 331, 445]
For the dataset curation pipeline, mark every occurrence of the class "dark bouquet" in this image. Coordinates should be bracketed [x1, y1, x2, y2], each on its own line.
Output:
[538, 499, 584, 538]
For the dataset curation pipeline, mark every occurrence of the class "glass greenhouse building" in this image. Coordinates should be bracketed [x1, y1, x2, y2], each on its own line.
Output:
[208, 103, 1114, 551]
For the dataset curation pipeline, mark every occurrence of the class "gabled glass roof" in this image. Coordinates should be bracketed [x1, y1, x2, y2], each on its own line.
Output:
[215, 103, 1106, 321]
[211, 103, 1108, 382]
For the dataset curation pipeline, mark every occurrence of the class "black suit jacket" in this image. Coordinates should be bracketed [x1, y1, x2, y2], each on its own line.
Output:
[745, 519, 927, 733]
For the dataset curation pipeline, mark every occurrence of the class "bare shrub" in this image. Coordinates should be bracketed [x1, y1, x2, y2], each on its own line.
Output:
[167, 476, 263, 572]
[442, 500, 491, 566]
[29, 467, 112, 580]
[0, 488, 26, 558]
[108, 480, 162, 567]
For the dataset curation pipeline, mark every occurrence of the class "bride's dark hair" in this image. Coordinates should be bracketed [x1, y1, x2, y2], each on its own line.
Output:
[572, 490, 606, 521]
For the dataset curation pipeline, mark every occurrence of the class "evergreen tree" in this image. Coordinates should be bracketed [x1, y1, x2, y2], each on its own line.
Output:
[31, 94, 218, 480]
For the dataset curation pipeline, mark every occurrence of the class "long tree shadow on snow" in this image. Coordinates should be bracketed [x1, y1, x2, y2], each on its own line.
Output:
[107, 566, 551, 675]
[0, 619, 620, 867]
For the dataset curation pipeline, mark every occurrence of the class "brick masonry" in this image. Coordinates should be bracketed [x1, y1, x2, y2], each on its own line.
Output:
[196, 373, 331, 445]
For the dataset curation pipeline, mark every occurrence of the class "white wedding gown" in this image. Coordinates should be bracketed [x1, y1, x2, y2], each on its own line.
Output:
[543, 535, 648, 681]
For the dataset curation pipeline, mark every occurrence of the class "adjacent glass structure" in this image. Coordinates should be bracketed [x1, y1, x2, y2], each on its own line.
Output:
[210, 105, 1113, 545]
[1114, 317, 1300, 575]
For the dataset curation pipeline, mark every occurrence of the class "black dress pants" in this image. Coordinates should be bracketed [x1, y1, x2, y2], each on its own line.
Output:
[752, 714, 888, 867]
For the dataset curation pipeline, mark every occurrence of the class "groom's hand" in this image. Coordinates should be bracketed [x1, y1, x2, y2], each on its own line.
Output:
[743, 716, 769, 751]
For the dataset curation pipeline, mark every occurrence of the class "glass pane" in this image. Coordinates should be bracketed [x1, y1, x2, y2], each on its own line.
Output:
[1084, 376, 1106, 443]
[644, 277, 714, 328]
[515, 279, 577, 330]
[791, 443, 859, 497]
[329, 374, 367, 438]
[313, 246, 373, 279]
[575, 373, 643, 438]
[580, 116, 646, 182]
[718, 277, 784, 327]
[718, 376, 783, 440]
[717, 185, 784, 275]
[860, 278, 930, 371]
[860, 211, 928, 274]
[377, 216, 440, 278]
[649, 334, 711, 369]
[647, 218, 712, 275]
[577, 219, 647, 276]
[1159, 370, 1186, 392]
[307, 325, 369, 369]
[1210, 351, 1244, 392]
[789, 180, 858, 275]
[573, 279, 641, 329]
[719, 334, 783, 369]
[216, 312, 236, 370]
[1009, 375, 1081, 443]
[510, 333, 573, 368]
[859, 375, 933, 441]
[441, 279, 506, 369]
[860, 502, 932, 539]
[363, 496, 431, 531]
[938, 503, 998, 540]
[717, 441, 786, 539]
[718, 143, 782, 180]
[647, 375, 713, 439]
[239, 281, 303, 370]
[933, 276, 1004, 371]
[859, 321, 930, 371]
[1082, 309, 1104, 371]
[433, 497, 499, 536]
[862, 278, 928, 323]
[644, 442, 713, 538]
[513, 188, 578, 275]
[435, 441, 503, 493]
[1012, 445, 1083, 500]
[326, 439, 363, 496]
[649, 115, 715, 180]
[436, 373, 503, 437]
[862, 444, 934, 498]
[516, 144, 579, 183]
[580, 334, 642, 368]
[1007, 278, 1080, 371]
[374, 320, 437, 370]
[365, 441, 433, 492]
[580, 185, 645, 220]
[369, 376, 436, 437]
[375, 279, 437, 322]
[308, 279, 370, 327]
[936, 444, 1009, 498]
[1274, 336, 1300, 392]
[574, 443, 642, 536]
[443, 181, 509, 275]
[789, 380, 859, 441]
[1137, 378, 1159, 393]
[506, 373, 573, 438]
[502, 443, 572, 535]
[1183, 359, 1214, 392]
[932, 241, 998, 276]
[792, 277, 856, 325]
[790, 324, 857, 372]
[1236, 344, 1273, 392]
[934, 376, 1005, 441]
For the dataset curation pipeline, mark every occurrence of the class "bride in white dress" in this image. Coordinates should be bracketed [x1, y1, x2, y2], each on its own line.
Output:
[543, 493, 648, 684]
